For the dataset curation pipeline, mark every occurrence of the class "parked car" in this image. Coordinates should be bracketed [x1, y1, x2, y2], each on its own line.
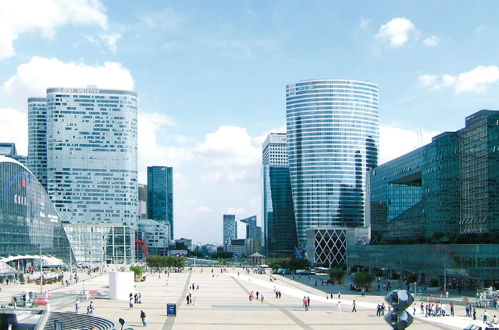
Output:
[296, 269, 316, 275]
[274, 268, 292, 275]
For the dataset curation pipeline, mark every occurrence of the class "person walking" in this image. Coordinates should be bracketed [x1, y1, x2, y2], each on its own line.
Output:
[352, 300, 357, 312]
[337, 300, 342, 312]
[450, 302, 454, 316]
[129, 296, 134, 309]
[260, 294, 264, 304]
[473, 307, 477, 320]
[140, 310, 146, 327]
[75, 299, 80, 313]
[303, 296, 308, 311]
[483, 310, 489, 323]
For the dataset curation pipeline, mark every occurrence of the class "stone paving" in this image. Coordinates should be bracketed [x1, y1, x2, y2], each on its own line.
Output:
[1, 267, 496, 329]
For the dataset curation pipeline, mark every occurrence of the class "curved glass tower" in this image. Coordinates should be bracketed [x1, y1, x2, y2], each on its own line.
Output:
[286, 79, 379, 247]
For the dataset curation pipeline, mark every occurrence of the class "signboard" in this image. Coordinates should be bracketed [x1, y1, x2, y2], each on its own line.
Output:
[167, 303, 176, 316]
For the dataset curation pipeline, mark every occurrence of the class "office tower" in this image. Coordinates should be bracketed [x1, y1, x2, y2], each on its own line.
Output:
[240, 215, 262, 241]
[262, 133, 297, 257]
[43, 87, 138, 226]
[0, 142, 27, 166]
[138, 183, 148, 219]
[28, 97, 48, 189]
[147, 166, 174, 240]
[286, 79, 379, 247]
[349, 109, 499, 289]
[223, 214, 237, 244]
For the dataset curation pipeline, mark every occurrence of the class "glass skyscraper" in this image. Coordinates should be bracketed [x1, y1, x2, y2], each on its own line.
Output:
[262, 133, 297, 257]
[223, 214, 237, 244]
[28, 97, 48, 189]
[147, 166, 174, 240]
[286, 79, 379, 247]
[35, 87, 138, 226]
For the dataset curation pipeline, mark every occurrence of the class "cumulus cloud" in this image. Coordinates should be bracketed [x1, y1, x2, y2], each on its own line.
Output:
[0, 0, 108, 59]
[375, 17, 416, 46]
[0, 108, 28, 155]
[419, 65, 499, 94]
[3, 56, 134, 105]
[137, 111, 192, 182]
[379, 125, 438, 164]
[84, 33, 121, 53]
[423, 35, 440, 47]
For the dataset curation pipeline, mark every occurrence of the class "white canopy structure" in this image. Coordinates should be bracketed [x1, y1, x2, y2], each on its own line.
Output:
[0, 255, 65, 267]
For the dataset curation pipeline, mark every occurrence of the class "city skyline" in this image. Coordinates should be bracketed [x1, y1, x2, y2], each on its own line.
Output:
[1, 1, 499, 242]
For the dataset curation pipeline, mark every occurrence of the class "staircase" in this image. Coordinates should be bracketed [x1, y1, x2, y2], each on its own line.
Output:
[42, 311, 114, 330]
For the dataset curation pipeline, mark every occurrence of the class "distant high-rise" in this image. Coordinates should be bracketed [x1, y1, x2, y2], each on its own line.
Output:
[138, 183, 148, 219]
[37, 87, 139, 226]
[240, 215, 262, 241]
[223, 214, 237, 244]
[147, 166, 174, 240]
[262, 133, 297, 257]
[28, 97, 47, 188]
[286, 79, 379, 247]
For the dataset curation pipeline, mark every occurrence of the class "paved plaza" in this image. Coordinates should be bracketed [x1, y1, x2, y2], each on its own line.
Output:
[0, 267, 495, 329]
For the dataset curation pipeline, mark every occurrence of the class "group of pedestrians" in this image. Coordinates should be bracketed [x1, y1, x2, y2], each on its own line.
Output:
[248, 291, 264, 303]
[303, 296, 311, 311]
[186, 292, 196, 306]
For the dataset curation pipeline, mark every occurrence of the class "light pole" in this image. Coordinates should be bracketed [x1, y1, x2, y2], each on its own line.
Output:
[39, 244, 43, 294]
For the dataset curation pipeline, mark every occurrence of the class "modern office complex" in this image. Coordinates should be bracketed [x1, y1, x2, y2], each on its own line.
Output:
[286, 79, 379, 248]
[223, 214, 237, 244]
[136, 219, 171, 258]
[28, 87, 139, 227]
[262, 133, 297, 257]
[240, 215, 262, 242]
[63, 223, 135, 265]
[147, 166, 174, 240]
[28, 97, 48, 189]
[348, 110, 499, 288]
[0, 156, 72, 263]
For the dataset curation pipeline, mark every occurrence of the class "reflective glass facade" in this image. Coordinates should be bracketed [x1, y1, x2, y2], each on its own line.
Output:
[370, 110, 499, 243]
[64, 223, 135, 264]
[44, 88, 138, 226]
[0, 156, 72, 262]
[263, 166, 297, 257]
[147, 166, 173, 240]
[28, 97, 48, 190]
[286, 79, 379, 247]
[223, 214, 237, 244]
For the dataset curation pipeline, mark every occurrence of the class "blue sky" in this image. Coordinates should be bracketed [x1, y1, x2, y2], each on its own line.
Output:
[1, 0, 499, 243]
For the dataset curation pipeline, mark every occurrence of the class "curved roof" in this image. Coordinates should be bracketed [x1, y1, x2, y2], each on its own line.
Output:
[1, 255, 65, 266]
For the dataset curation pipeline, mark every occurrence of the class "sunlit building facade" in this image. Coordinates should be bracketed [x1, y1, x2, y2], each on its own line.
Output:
[147, 166, 174, 240]
[286, 79, 379, 247]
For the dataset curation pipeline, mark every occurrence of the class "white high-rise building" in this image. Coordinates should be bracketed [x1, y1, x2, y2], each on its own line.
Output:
[29, 87, 138, 226]
[28, 97, 48, 189]
[262, 133, 288, 166]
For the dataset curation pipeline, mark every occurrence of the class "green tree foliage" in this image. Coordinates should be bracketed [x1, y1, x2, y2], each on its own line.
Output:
[146, 256, 186, 269]
[267, 257, 310, 271]
[353, 271, 374, 289]
[129, 265, 145, 280]
[328, 267, 346, 284]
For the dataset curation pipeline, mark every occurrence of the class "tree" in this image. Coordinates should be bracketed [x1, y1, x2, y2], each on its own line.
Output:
[353, 271, 374, 289]
[129, 265, 144, 281]
[287, 257, 310, 270]
[328, 267, 346, 284]
[267, 258, 289, 270]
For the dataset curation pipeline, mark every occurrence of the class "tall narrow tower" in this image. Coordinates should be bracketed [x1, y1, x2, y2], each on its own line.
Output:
[147, 166, 174, 240]
[286, 79, 379, 247]
[28, 97, 48, 189]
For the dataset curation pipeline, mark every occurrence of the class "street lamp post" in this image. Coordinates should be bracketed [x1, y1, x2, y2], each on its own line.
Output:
[39, 244, 43, 294]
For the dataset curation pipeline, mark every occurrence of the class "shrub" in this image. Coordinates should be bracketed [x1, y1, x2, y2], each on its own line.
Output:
[328, 267, 346, 284]
[353, 272, 374, 289]
[129, 265, 145, 280]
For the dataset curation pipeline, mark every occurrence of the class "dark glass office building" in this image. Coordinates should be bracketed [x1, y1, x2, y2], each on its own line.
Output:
[147, 166, 174, 240]
[262, 133, 298, 257]
[349, 110, 499, 287]
[0, 156, 72, 262]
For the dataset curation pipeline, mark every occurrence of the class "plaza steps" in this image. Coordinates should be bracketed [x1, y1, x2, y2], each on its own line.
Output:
[41, 311, 114, 330]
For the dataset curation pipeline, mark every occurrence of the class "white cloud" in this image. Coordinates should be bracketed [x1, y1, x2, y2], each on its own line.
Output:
[0, 0, 108, 59]
[99, 33, 121, 53]
[137, 111, 192, 183]
[0, 108, 28, 155]
[375, 17, 415, 46]
[379, 125, 438, 164]
[423, 35, 440, 47]
[3, 56, 134, 105]
[419, 65, 499, 94]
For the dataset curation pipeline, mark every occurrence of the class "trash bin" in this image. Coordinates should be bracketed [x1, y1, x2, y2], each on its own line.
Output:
[167, 303, 176, 316]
